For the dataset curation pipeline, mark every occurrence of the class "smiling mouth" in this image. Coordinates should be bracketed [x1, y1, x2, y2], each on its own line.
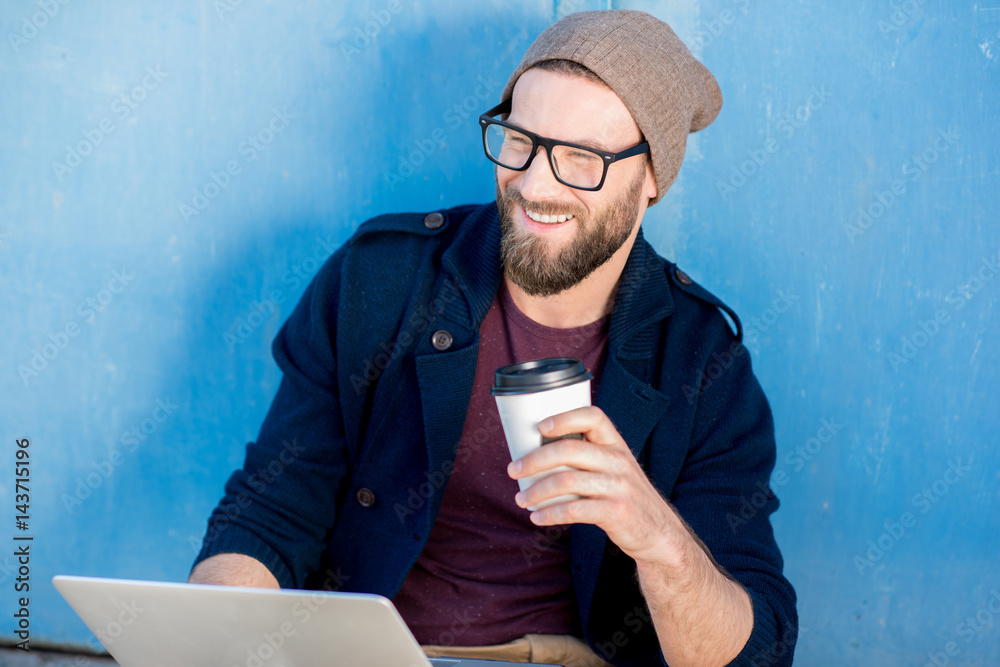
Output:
[524, 208, 576, 224]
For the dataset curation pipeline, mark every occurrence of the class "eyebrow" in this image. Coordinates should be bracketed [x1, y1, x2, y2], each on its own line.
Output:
[505, 116, 615, 153]
[564, 137, 614, 152]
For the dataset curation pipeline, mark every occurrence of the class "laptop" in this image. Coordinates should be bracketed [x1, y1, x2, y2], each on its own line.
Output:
[53, 575, 556, 667]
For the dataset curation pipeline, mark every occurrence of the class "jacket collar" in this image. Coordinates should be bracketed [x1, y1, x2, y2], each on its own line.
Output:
[607, 223, 675, 359]
[440, 202, 504, 331]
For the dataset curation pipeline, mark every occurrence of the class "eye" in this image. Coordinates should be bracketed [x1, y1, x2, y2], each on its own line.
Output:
[566, 150, 600, 162]
[505, 132, 531, 147]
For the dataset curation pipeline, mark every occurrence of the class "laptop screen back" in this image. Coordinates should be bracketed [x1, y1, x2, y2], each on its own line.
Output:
[53, 575, 434, 667]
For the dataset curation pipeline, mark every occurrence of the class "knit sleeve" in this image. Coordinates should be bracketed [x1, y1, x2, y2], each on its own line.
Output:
[190, 248, 351, 589]
[668, 319, 798, 666]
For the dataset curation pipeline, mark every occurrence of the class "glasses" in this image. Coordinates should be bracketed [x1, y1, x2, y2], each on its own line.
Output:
[479, 99, 649, 191]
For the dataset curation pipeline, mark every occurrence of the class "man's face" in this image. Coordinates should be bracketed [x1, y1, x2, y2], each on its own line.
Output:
[495, 67, 657, 297]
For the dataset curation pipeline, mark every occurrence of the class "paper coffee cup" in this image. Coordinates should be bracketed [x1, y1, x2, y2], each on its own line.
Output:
[491, 358, 593, 511]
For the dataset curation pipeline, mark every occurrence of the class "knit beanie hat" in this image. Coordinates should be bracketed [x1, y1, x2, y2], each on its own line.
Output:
[501, 10, 722, 205]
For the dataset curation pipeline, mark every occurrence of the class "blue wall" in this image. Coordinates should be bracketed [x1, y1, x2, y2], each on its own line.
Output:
[1, 1, 997, 663]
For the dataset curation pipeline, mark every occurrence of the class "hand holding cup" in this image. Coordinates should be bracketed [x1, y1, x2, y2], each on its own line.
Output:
[491, 357, 592, 511]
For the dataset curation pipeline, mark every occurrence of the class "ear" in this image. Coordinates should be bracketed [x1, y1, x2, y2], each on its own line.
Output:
[643, 158, 658, 201]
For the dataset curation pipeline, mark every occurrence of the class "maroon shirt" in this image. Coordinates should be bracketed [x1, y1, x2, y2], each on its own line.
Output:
[393, 282, 609, 646]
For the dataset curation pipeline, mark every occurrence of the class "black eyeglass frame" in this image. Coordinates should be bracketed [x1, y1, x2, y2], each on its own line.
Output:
[478, 99, 650, 192]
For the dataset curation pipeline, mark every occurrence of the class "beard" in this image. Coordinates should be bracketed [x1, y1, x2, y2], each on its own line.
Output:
[496, 164, 646, 297]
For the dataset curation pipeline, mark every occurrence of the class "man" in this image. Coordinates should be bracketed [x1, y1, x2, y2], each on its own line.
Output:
[189, 10, 797, 667]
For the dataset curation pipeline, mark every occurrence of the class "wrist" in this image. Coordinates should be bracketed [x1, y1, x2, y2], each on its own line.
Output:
[632, 516, 707, 591]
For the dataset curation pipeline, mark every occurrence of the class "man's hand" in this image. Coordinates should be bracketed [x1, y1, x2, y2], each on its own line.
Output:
[506, 405, 682, 562]
[507, 405, 754, 667]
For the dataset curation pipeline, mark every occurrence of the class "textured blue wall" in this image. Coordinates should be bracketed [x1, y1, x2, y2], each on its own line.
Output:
[1, 1, 997, 663]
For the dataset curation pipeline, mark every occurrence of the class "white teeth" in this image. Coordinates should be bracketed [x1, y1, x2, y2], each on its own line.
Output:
[526, 209, 574, 224]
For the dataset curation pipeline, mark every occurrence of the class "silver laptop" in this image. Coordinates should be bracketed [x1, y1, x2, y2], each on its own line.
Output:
[53, 575, 555, 667]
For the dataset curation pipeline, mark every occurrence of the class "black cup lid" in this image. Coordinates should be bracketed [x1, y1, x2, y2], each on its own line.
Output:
[490, 357, 592, 396]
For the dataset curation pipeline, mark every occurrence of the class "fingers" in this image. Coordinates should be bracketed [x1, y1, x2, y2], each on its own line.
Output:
[506, 405, 647, 531]
[538, 405, 623, 448]
[507, 435, 629, 480]
[506, 405, 627, 479]
[514, 466, 620, 509]
[521, 496, 611, 527]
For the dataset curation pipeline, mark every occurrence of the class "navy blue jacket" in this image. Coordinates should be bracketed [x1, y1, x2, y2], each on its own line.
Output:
[194, 202, 797, 666]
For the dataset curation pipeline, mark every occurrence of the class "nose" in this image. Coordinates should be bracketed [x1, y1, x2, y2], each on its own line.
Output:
[516, 146, 565, 202]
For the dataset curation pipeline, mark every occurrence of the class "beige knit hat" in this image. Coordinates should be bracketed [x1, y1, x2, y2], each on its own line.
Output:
[501, 10, 722, 205]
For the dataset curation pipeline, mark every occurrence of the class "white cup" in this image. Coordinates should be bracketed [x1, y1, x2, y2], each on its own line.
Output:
[491, 358, 592, 511]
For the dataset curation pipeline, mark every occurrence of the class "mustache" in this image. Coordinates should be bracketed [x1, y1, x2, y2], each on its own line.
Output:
[499, 185, 585, 220]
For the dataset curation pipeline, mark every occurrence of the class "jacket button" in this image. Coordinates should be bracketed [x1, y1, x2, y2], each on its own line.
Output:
[674, 268, 693, 285]
[431, 330, 453, 351]
[356, 488, 375, 507]
[424, 212, 445, 229]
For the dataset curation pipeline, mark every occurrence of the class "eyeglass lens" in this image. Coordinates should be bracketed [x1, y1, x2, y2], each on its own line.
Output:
[484, 124, 605, 189]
